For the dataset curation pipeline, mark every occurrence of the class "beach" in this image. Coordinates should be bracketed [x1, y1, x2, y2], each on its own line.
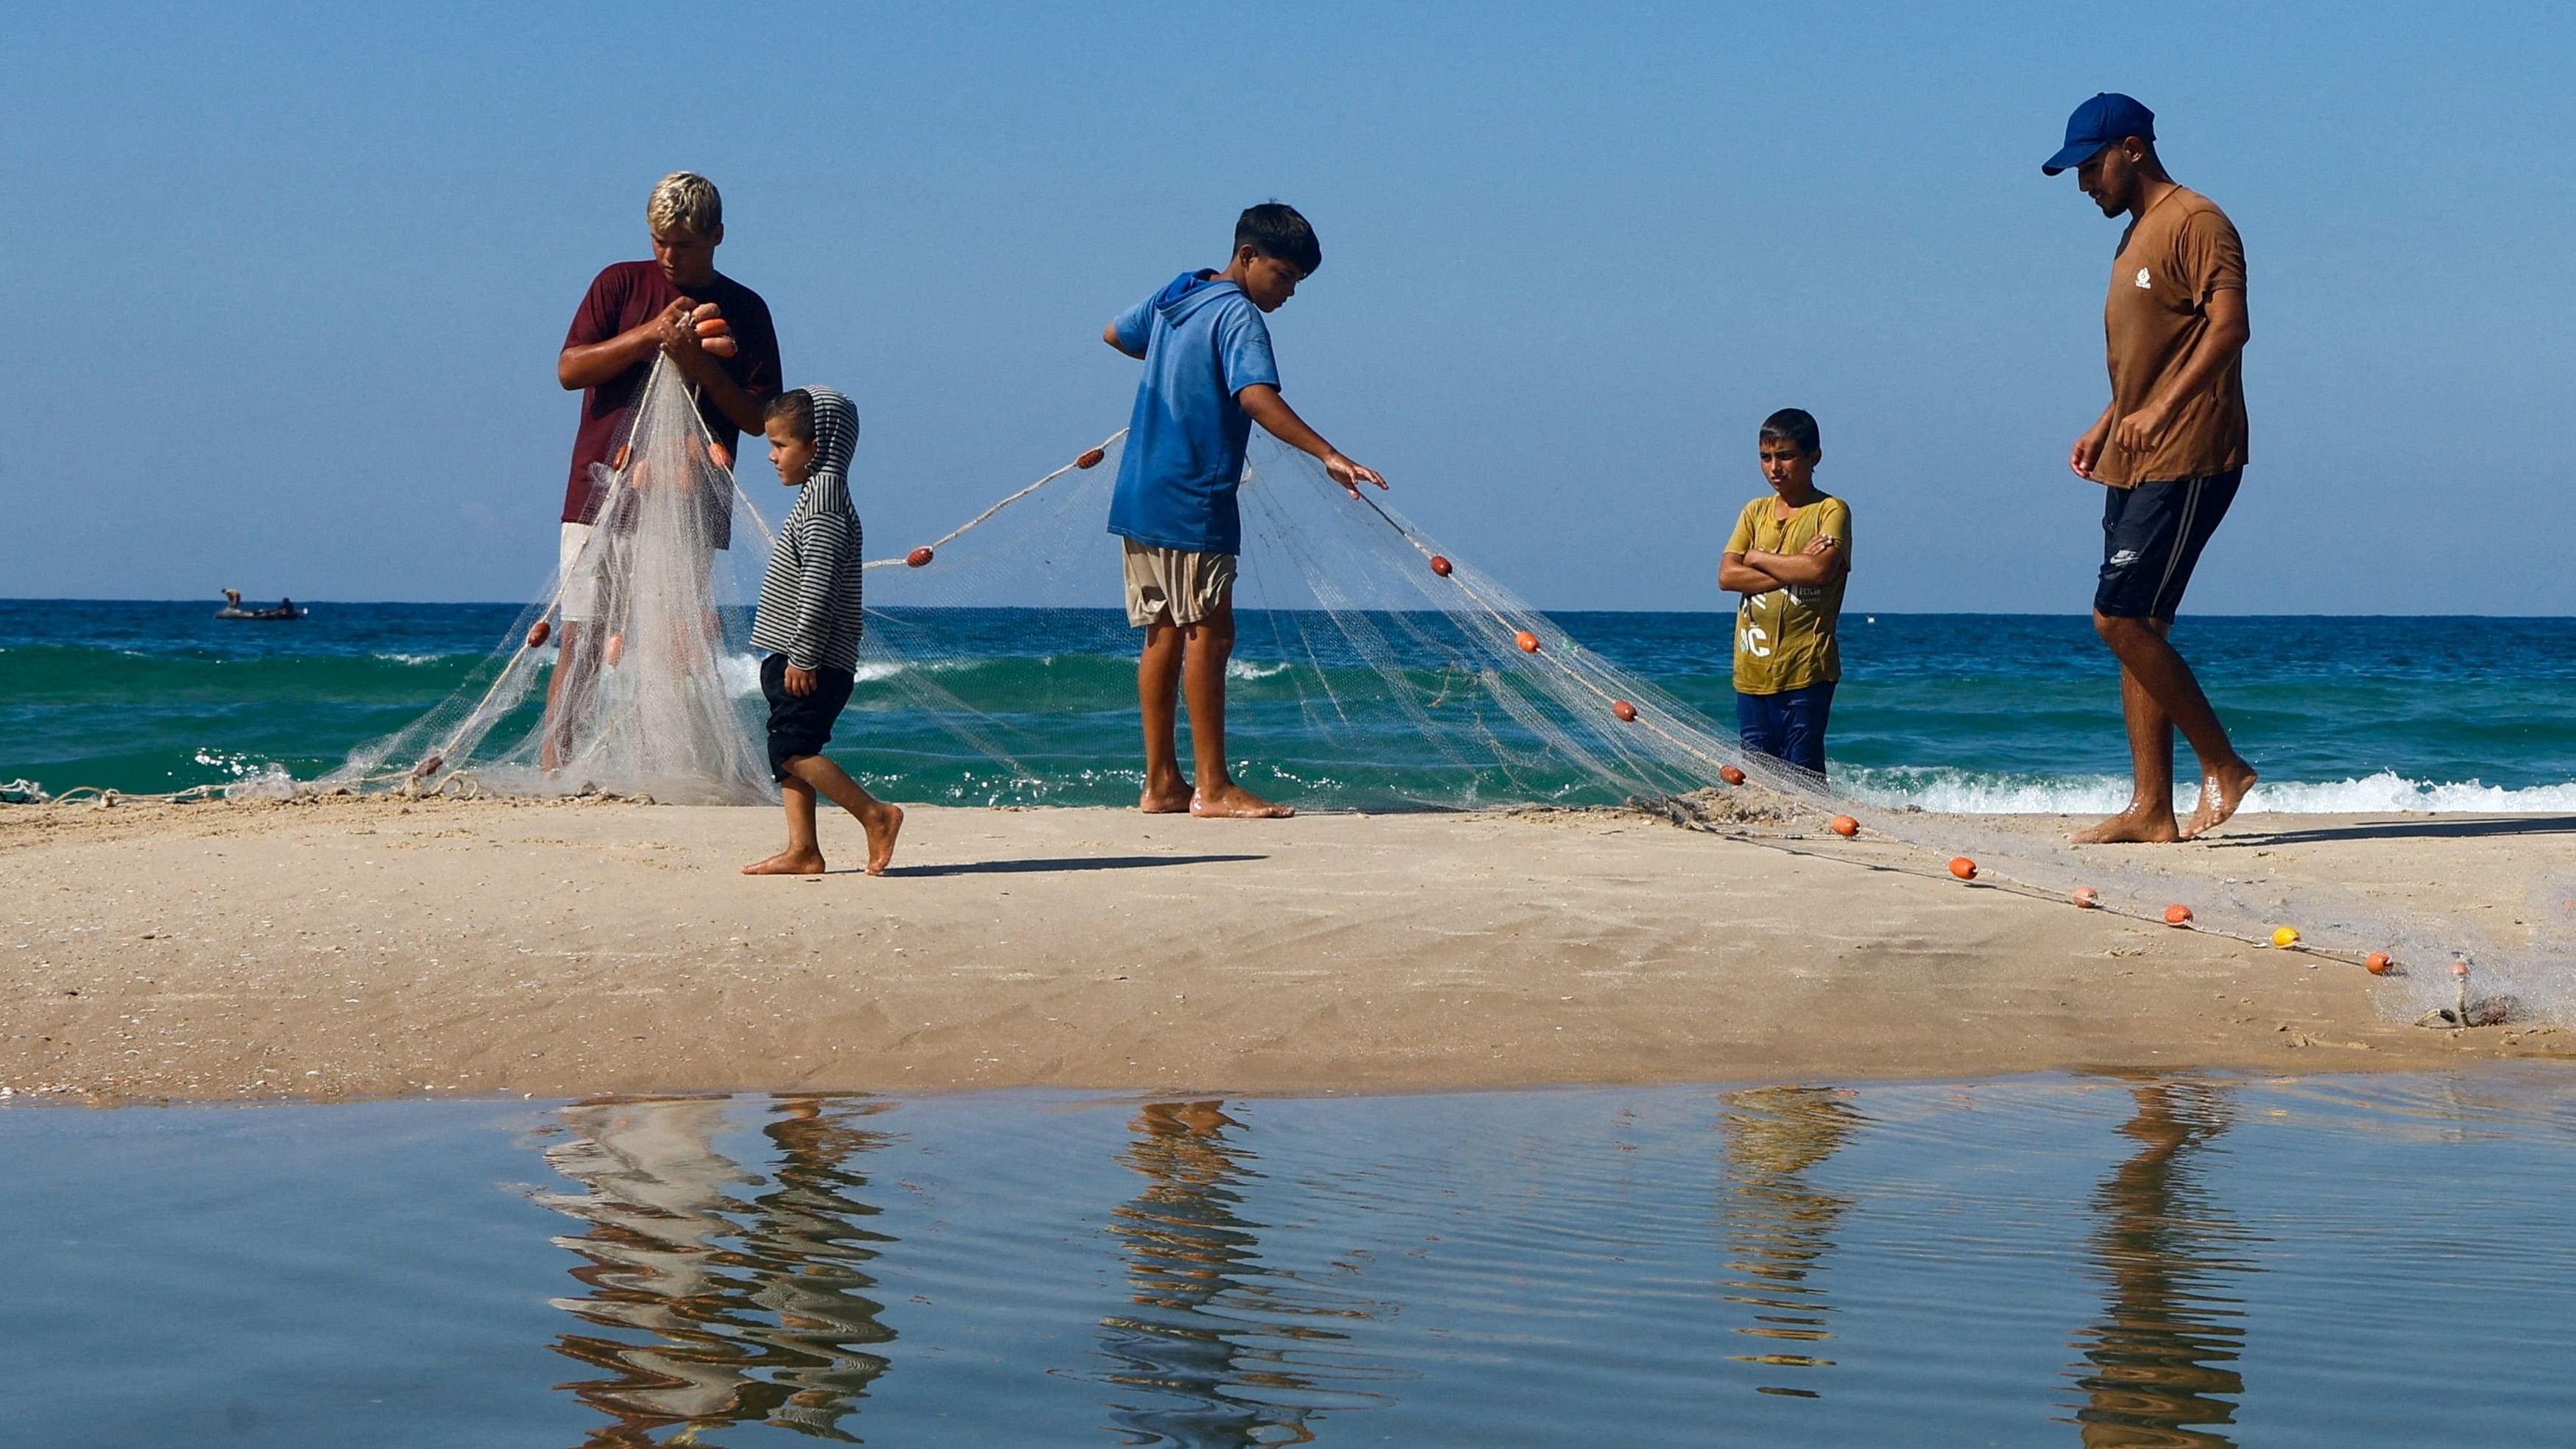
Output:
[7, 796, 2562, 1103]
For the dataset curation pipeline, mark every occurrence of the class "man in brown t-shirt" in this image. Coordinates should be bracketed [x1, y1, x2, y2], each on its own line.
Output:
[2046, 93, 2258, 844]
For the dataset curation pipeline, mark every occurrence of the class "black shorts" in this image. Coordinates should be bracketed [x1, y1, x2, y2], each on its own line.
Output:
[2095, 470, 2241, 620]
[760, 653, 855, 781]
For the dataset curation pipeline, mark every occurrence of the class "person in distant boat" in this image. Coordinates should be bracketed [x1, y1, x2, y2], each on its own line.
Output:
[1718, 408, 1850, 779]
[2047, 94, 2257, 843]
[539, 171, 782, 770]
[222, 589, 242, 609]
[1100, 202, 1385, 818]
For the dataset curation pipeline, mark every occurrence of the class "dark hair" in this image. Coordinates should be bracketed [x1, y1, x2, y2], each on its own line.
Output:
[1236, 202, 1322, 276]
[765, 389, 814, 443]
[1758, 408, 1821, 456]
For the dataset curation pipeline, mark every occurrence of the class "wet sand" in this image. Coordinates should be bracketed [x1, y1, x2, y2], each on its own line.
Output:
[4, 796, 2566, 1102]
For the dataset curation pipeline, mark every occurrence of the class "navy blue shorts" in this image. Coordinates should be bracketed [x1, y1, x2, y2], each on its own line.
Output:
[760, 653, 855, 782]
[2095, 470, 2240, 620]
[1737, 681, 1835, 777]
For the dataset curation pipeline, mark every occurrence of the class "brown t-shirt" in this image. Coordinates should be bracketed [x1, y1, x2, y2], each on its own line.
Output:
[2096, 187, 2248, 486]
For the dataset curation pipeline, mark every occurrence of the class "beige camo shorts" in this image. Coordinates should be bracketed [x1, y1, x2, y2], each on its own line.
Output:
[1121, 539, 1239, 628]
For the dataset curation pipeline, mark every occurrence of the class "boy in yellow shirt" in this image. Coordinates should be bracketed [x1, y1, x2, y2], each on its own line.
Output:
[1718, 409, 1851, 777]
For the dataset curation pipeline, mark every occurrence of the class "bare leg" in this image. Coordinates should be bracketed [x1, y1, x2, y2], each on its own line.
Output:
[539, 620, 598, 773]
[743, 756, 905, 876]
[1137, 618, 1192, 812]
[1183, 600, 1291, 818]
[743, 775, 827, 875]
[2076, 613, 2257, 843]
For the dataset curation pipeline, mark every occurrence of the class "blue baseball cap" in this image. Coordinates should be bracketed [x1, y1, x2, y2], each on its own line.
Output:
[2042, 93, 2155, 174]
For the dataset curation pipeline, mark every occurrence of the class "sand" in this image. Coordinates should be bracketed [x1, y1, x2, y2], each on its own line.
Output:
[3, 795, 2566, 1103]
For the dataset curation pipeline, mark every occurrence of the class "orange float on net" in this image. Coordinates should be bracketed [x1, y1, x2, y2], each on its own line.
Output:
[2449, 957, 2471, 979]
[702, 335, 739, 358]
[2365, 953, 2395, 975]
[613, 443, 631, 471]
[1948, 857, 1978, 881]
[707, 441, 731, 470]
[906, 547, 935, 567]
[695, 316, 731, 339]
[1076, 447, 1106, 470]
[2163, 904, 2194, 927]
[1719, 765, 1747, 786]
[604, 632, 626, 667]
[1612, 699, 1638, 722]
[1429, 554, 1453, 577]
[2072, 885, 2100, 909]
[1515, 631, 1540, 653]
[1829, 815, 1858, 837]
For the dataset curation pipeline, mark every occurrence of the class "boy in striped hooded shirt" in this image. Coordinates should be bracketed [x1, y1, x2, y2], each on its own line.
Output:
[742, 386, 903, 876]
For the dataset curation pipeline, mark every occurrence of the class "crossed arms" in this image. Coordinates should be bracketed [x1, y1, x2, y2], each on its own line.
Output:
[1721, 534, 1845, 595]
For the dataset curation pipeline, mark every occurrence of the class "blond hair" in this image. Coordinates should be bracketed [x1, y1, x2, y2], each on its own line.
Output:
[645, 171, 722, 238]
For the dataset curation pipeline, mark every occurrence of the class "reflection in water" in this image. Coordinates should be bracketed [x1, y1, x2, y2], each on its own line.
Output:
[537, 1095, 897, 1446]
[2066, 1080, 2254, 1449]
[1099, 1100, 1398, 1447]
[1717, 1085, 1862, 1397]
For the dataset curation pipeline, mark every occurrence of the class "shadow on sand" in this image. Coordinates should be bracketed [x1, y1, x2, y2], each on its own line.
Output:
[878, 853, 1266, 878]
[2213, 815, 2576, 848]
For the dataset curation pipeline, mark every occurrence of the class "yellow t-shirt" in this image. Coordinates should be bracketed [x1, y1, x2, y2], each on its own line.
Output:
[1724, 492, 1851, 695]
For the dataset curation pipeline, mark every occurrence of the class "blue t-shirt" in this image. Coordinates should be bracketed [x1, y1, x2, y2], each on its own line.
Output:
[1105, 270, 1281, 555]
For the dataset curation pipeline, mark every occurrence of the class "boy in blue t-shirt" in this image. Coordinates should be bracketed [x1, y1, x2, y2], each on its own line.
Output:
[1102, 202, 1386, 818]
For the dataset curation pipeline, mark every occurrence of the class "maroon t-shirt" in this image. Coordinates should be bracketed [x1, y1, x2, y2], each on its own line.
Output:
[559, 260, 782, 528]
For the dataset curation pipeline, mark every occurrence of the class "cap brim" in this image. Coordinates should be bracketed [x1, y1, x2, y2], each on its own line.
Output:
[2041, 139, 2108, 175]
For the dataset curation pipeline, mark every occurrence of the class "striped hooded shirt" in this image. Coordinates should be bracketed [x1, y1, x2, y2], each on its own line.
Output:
[749, 386, 864, 673]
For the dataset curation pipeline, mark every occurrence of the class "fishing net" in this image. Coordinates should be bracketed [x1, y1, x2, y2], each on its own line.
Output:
[332, 358, 774, 804]
[334, 386, 2560, 1026]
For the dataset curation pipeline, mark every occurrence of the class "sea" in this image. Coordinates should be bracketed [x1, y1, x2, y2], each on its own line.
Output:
[5, 1072, 2572, 1446]
[7, 599, 2575, 813]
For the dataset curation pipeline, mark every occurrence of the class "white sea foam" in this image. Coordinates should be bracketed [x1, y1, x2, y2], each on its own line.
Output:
[372, 652, 447, 665]
[222, 763, 300, 801]
[721, 653, 924, 696]
[1226, 659, 1295, 681]
[1844, 767, 2576, 816]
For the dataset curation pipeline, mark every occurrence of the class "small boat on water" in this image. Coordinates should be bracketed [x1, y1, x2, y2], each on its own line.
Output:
[216, 589, 306, 621]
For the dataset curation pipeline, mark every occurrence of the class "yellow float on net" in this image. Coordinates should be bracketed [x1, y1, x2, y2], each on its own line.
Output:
[2271, 927, 2301, 949]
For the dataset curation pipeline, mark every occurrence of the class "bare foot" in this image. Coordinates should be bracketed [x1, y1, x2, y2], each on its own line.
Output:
[2182, 760, 2258, 840]
[1140, 781, 1194, 814]
[2071, 808, 2180, 845]
[742, 849, 827, 876]
[862, 803, 905, 876]
[1191, 783, 1294, 819]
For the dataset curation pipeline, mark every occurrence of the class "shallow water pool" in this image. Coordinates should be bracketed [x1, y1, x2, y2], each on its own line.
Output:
[5, 1071, 2572, 1446]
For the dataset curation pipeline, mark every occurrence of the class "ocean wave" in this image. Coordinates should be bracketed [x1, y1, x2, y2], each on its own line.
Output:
[1226, 659, 1295, 680]
[1841, 766, 2576, 816]
[371, 652, 450, 665]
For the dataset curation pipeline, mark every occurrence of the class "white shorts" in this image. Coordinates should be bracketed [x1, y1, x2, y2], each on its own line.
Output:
[558, 521, 602, 622]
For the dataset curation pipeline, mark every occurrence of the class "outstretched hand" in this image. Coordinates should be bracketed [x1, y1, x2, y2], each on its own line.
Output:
[1324, 452, 1387, 499]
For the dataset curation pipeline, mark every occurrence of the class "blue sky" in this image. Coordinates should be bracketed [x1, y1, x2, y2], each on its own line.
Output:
[6, 1, 2569, 612]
